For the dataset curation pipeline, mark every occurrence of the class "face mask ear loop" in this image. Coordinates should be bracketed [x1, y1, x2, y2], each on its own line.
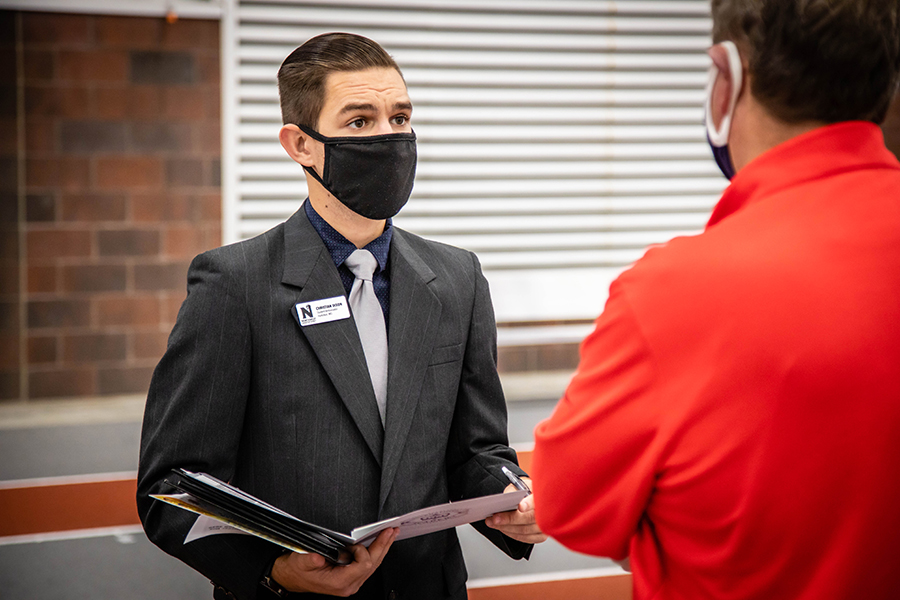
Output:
[705, 40, 743, 147]
[302, 161, 345, 203]
[295, 123, 337, 197]
[295, 123, 328, 143]
[302, 164, 330, 189]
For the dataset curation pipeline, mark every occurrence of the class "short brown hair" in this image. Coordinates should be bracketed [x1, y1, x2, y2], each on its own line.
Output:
[711, 0, 900, 124]
[276, 33, 403, 129]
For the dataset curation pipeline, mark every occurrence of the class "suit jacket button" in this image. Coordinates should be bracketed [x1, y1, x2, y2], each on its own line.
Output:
[388, 591, 398, 599]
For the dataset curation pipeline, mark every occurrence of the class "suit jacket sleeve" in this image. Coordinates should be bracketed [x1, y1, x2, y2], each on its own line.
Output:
[136, 250, 283, 600]
[444, 252, 533, 560]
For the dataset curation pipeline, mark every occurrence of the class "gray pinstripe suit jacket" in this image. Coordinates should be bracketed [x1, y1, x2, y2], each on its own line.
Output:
[137, 207, 531, 600]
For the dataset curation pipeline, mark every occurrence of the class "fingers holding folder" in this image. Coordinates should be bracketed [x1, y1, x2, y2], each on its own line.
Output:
[272, 528, 398, 596]
[485, 473, 549, 545]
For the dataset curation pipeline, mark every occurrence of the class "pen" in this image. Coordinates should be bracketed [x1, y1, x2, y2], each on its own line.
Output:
[501, 466, 532, 495]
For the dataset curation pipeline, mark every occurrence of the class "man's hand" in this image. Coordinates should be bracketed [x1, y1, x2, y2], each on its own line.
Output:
[270, 527, 397, 596]
[485, 478, 548, 544]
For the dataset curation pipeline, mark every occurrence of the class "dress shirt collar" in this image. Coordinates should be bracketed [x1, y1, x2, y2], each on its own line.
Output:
[303, 200, 392, 272]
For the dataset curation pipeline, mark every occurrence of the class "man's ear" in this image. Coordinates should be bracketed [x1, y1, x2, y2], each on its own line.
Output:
[707, 45, 734, 132]
[279, 124, 316, 167]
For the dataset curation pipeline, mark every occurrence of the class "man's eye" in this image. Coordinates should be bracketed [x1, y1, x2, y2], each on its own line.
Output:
[392, 115, 408, 126]
[349, 118, 365, 128]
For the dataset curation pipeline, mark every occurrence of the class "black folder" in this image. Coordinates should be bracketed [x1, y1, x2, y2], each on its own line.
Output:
[158, 469, 356, 564]
[152, 468, 528, 565]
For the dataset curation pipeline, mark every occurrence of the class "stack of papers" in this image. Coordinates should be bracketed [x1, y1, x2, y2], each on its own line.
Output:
[152, 469, 528, 565]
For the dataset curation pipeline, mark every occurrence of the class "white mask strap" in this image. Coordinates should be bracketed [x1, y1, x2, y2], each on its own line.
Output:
[705, 40, 743, 147]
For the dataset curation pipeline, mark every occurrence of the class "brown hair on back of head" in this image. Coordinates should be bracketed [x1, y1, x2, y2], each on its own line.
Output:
[711, 0, 900, 124]
[277, 32, 403, 129]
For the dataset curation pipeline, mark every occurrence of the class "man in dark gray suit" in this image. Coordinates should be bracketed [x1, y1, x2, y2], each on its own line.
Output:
[137, 33, 545, 600]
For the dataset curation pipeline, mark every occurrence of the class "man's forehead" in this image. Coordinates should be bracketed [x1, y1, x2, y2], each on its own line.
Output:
[322, 67, 410, 110]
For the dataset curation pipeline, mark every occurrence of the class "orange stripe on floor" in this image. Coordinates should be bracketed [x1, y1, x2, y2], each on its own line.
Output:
[0, 478, 140, 537]
[468, 575, 632, 600]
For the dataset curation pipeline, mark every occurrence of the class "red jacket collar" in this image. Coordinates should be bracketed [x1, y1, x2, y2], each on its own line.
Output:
[707, 121, 900, 229]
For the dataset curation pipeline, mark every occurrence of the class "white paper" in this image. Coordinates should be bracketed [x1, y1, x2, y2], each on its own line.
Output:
[349, 490, 529, 545]
[186, 514, 246, 543]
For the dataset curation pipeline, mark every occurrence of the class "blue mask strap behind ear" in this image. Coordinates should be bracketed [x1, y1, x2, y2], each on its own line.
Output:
[704, 40, 743, 180]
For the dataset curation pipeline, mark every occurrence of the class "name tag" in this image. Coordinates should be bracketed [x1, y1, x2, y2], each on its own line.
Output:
[295, 296, 350, 327]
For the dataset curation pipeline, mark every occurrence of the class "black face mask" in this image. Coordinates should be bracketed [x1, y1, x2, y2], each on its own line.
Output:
[297, 124, 417, 220]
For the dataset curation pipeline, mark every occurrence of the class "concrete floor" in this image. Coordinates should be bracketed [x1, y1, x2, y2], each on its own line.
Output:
[0, 376, 620, 599]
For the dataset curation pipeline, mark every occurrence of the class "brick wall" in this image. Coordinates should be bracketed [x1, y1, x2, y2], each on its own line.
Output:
[0, 14, 19, 399]
[497, 335, 582, 373]
[0, 11, 221, 401]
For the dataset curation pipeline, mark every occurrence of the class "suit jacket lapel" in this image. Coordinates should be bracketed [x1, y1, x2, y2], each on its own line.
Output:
[379, 229, 441, 511]
[282, 209, 384, 466]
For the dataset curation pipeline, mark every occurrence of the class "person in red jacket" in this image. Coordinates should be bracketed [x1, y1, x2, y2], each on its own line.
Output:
[531, 1, 900, 599]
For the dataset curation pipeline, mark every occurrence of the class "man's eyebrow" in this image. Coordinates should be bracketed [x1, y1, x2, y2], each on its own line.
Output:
[338, 101, 413, 115]
[339, 102, 378, 115]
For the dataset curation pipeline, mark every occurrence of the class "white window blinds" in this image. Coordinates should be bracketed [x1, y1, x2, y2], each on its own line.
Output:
[221, 0, 725, 327]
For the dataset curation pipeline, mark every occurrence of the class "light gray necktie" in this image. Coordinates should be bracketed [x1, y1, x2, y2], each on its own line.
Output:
[344, 249, 388, 425]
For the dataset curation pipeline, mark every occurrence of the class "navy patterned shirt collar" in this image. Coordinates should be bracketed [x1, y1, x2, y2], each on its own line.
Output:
[303, 200, 392, 321]
[304, 200, 392, 271]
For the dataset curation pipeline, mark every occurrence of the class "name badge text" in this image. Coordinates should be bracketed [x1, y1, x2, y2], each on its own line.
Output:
[295, 296, 350, 327]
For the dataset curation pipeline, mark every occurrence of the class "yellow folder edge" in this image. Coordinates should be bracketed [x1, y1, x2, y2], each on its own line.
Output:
[151, 493, 310, 554]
